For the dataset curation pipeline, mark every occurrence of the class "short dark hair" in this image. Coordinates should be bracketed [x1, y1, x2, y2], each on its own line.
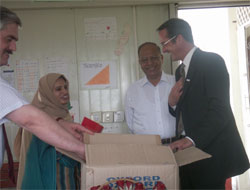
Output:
[138, 42, 161, 56]
[0, 6, 22, 30]
[157, 18, 194, 44]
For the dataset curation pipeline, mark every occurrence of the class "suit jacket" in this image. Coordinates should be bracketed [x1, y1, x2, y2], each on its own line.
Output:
[175, 48, 249, 178]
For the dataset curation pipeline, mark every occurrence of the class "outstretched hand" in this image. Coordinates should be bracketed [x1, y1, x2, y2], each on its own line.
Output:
[58, 119, 94, 141]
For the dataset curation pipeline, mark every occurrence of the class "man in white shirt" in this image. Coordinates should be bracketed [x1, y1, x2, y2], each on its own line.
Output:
[0, 77, 29, 167]
[125, 42, 176, 141]
[0, 6, 92, 168]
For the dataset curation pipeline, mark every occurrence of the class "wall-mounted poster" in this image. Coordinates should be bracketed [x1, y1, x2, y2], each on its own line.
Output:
[16, 60, 40, 93]
[84, 17, 117, 40]
[44, 58, 71, 80]
[79, 61, 117, 89]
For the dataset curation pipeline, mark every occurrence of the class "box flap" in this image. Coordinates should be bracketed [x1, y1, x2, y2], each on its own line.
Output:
[174, 146, 211, 166]
[86, 144, 176, 166]
[84, 133, 162, 145]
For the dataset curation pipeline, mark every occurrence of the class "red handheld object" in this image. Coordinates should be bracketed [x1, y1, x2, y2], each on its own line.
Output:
[81, 117, 103, 133]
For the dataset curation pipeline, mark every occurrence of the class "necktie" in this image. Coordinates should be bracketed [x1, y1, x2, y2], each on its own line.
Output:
[176, 63, 185, 138]
[179, 63, 186, 82]
[2, 124, 16, 184]
[175, 62, 186, 82]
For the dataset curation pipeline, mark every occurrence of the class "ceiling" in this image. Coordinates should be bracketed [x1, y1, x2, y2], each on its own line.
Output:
[1, 0, 250, 9]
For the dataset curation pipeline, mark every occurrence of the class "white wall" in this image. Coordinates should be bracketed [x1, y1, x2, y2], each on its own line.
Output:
[0, 4, 174, 161]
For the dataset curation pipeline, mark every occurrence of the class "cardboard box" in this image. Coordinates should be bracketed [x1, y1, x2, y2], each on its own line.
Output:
[57, 133, 211, 190]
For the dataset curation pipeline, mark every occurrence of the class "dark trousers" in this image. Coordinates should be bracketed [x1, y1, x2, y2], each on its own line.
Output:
[179, 159, 227, 190]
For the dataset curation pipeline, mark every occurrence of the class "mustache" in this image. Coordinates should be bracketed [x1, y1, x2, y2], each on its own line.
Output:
[5, 50, 13, 55]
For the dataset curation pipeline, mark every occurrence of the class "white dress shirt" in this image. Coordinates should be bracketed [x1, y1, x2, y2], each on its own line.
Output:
[125, 72, 176, 139]
[183, 46, 197, 75]
[0, 76, 28, 167]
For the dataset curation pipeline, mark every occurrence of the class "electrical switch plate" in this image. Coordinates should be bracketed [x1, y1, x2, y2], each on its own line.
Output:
[102, 111, 114, 123]
[90, 112, 102, 123]
[114, 111, 124, 122]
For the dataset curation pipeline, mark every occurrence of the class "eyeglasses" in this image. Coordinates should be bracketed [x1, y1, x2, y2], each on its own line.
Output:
[161, 35, 176, 47]
[139, 56, 161, 65]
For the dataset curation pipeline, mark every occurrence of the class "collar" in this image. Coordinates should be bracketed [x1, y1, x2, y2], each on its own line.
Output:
[140, 71, 168, 87]
[183, 46, 197, 74]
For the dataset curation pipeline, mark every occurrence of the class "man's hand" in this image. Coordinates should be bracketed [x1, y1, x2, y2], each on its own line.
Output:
[77, 146, 86, 160]
[168, 79, 184, 106]
[58, 120, 94, 141]
[169, 137, 193, 152]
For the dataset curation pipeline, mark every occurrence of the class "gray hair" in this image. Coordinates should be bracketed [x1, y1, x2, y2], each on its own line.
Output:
[0, 6, 22, 30]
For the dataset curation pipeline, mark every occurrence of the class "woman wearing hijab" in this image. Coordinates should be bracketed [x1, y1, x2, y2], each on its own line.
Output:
[16, 73, 81, 189]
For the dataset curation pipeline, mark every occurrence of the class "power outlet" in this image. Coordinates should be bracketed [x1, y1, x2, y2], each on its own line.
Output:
[114, 111, 124, 122]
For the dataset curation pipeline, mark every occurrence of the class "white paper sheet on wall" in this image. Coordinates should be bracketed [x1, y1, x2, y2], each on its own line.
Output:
[84, 17, 117, 40]
[79, 61, 117, 89]
[16, 60, 40, 93]
[45, 59, 70, 79]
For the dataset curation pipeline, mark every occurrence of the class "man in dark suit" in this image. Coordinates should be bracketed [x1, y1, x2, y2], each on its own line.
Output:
[157, 18, 249, 189]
